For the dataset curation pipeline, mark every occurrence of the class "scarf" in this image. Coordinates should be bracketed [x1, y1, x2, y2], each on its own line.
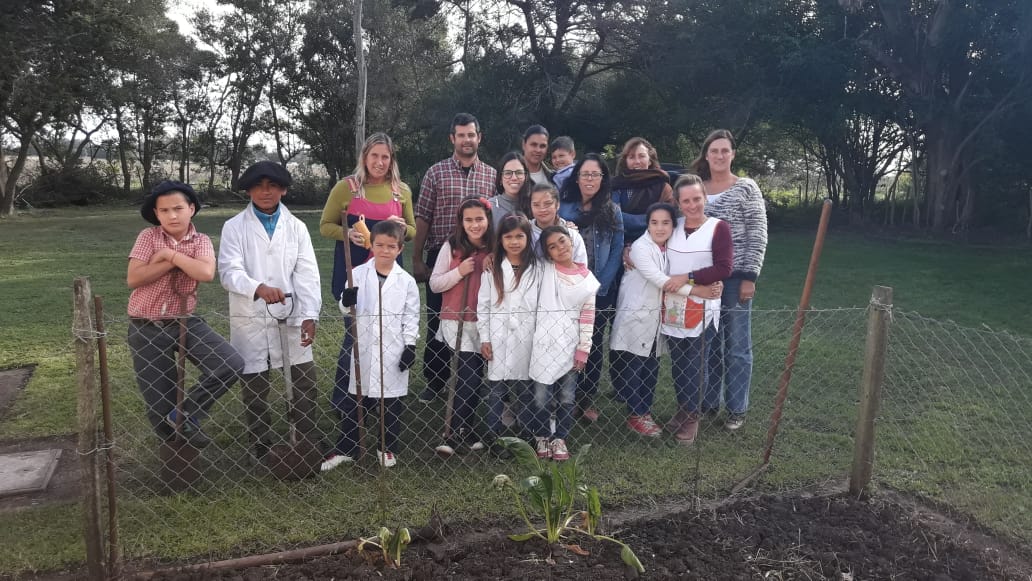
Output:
[611, 168, 670, 214]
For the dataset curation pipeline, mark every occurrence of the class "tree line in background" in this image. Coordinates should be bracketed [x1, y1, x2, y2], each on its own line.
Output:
[2, 0, 1031, 237]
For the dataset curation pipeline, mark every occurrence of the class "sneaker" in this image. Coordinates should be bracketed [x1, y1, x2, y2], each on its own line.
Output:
[435, 442, 456, 458]
[725, 414, 746, 431]
[535, 437, 552, 459]
[627, 414, 662, 437]
[165, 410, 211, 448]
[665, 408, 691, 434]
[550, 438, 570, 461]
[580, 407, 601, 423]
[468, 440, 486, 452]
[320, 453, 354, 472]
[675, 413, 700, 446]
[377, 450, 397, 468]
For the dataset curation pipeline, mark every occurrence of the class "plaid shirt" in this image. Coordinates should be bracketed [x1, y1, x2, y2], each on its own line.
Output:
[127, 225, 214, 319]
[415, 156, 498, 251]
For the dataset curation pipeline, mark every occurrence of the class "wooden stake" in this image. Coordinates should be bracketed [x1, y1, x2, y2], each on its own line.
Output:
[74, 277, 105, 580]
[93, 296, 121, 580]
[849, 285, 893, 497]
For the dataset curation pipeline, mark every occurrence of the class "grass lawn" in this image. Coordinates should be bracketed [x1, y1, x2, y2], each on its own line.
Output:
[0, 205, 1030, 575]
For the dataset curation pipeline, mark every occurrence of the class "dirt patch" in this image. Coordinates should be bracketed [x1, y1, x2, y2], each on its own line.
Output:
[0, 365, 34, 418]
[0, 435, 80, 512]
[143, 492, 1031, 580]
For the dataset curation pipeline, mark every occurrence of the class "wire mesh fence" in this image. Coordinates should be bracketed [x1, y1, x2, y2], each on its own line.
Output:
[77, 295, 1032, 571]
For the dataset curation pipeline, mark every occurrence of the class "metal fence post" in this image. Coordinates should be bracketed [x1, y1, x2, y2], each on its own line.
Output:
[849, 285, 893, 497]
[74, 277, 105, 580]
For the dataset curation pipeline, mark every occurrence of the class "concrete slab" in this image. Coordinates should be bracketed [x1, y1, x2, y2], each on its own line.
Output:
[0, 449, 62, 498]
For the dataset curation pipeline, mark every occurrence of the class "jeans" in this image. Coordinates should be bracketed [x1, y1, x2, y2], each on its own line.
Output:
[332, 395, 403, 458]
[128, 317, 243, 440]
[422, 247, 451, 396]
[533, 370, 577, 439]
[667, 324, 720, 413]
[714, 278, 753, 415]
[613, 350, 659, 416]
[486, 379, 532, 438]
[578, 290, 616, 410]
[444, 351, 484, 442]
[331, 316, 354, 416]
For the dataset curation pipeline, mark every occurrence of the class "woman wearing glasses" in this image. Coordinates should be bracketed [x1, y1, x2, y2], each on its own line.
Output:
[559, 153, 624, 422]
[489, 152, 534, 229]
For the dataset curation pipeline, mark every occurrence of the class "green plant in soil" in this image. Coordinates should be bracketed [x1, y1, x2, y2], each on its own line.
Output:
[357, 526, 411, 568]
[492, 437, 645, 573]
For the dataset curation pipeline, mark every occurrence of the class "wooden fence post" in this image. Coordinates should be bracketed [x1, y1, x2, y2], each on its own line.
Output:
[849, 285, 893, 497]
[74, 277, 105, 580]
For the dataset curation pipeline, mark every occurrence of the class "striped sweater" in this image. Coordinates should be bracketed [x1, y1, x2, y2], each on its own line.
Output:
[705, 177, 768, 281]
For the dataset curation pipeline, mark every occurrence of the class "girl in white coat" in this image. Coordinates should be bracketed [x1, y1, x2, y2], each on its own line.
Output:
[477, 214, 540, 455]
[322, 222, 420, 471]
[431, 198, 494, 457]
[610, 203, 692, 437]
[529, 226, 599, 462]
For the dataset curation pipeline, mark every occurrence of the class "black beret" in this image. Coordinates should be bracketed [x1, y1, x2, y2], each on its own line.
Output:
[141, 181, 201, 225]
[238, 161, 292, 191]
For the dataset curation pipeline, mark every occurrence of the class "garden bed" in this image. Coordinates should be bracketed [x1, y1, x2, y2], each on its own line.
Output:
[148, 491, 1029, 580]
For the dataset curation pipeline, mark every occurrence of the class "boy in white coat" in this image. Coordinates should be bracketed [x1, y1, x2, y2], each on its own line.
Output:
[218, 161, 323, 462]
[322, 221, 420, 471]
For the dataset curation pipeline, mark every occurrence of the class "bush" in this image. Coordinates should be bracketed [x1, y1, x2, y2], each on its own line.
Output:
[21, 164, 122, 207]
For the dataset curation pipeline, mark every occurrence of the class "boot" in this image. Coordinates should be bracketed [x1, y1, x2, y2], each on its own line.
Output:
[666, 407, 692, 434]
[675, 412, 700, 445]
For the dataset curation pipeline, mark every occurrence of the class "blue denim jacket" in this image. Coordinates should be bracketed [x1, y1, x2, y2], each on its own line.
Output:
[558, 202, 625, 296]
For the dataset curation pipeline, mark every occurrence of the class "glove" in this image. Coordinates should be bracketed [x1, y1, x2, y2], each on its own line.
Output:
[338, 284, 359, 311]
[398, 344, 416, 372]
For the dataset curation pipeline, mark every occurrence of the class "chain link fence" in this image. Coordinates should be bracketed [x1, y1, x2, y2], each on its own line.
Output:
[72, 293, 1032, 572]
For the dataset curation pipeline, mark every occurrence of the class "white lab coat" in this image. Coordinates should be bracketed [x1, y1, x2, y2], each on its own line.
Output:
[476, 259, 541, 381]
[218, 203, 322, 374]
[610, 234, 692, 357]
[662, 217, 722, 338]
[346, 261, 420, 398]
[530, 262, 599, 385]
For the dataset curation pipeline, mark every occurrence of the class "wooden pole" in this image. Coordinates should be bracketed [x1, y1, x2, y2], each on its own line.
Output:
[849, 285, 893, 497]
[93, 296, 121, 580]
[132, 539, 360, 579]
[74, 277, 105, 580]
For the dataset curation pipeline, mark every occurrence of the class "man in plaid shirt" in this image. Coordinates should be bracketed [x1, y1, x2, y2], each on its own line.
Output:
[412, 113, 497, 402]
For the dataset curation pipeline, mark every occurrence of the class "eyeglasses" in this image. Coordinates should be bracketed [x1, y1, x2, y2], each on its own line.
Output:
[578, 172, 603, 180]
[502, 170, 526, 178]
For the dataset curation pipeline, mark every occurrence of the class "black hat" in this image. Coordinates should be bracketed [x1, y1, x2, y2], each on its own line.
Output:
[141, 181, 201, 225]
[238, 161, 292, 191]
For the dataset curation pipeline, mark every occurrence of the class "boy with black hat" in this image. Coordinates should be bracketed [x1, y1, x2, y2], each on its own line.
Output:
[127, 180, 243, 447]
[218, 161, 324, 462]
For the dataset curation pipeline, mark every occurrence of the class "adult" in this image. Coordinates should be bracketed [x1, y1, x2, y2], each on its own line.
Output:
[549, 136, 577, 190]
[413, 113, 498, 402]
[690, 129, 767, 430]
[558, 153, 624, 421]
[488, 151, 533, 229]
[319, 132, 415, 432]
[662, 174, 732, 444]
[611, 137, 673, 243]
[522, 125, 553, 186]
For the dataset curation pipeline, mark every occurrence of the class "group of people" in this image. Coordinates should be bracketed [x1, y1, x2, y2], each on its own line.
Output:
[126, 112, 767, 477]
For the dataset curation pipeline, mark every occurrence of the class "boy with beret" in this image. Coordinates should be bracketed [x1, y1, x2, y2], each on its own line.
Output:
[127, 180, 243, 447]
[218, 161, 323, 462]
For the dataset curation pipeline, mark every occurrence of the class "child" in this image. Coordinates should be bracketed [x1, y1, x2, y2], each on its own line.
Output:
[127, 181, 243, 447]
[430, 197, 494, 457]
[529, 226, 599, 461]
[549, 136, 577, 190]
[477, 213, 540, 456]
[528, 183, 587, 265]
[322, 221, 420, 471]
[610, 203, 692, 437]
[218, 161, 324, 463]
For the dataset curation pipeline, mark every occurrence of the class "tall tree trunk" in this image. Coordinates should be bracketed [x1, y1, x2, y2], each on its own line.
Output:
[115, 108, 133, 195]
[353, 0, 367, 157]
[0, 131, 35, 216]
[925, 117, 965, 232]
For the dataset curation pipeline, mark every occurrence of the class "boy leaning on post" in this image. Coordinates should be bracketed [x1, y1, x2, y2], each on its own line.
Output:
[127, 180, 243, 448]
[218, 161, 324, 464]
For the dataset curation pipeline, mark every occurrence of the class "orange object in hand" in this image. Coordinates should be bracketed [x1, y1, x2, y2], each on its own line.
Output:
[353, 215, 371, 249]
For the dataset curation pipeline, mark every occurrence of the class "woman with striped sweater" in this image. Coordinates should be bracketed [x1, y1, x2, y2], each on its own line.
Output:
[691, 129, 768, 431]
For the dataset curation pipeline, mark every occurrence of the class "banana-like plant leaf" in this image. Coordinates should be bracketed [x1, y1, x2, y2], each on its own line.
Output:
[620, 543, 645, 573]
[509, 532, 537, 542]
[500, 436, 541, 471]
[587, 487, 602, 535]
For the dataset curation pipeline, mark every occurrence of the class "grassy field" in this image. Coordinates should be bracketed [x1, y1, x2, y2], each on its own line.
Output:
[0, 205, 1030, 575]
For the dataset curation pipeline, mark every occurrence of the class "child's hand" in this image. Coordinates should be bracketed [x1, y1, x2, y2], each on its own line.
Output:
[457, 256, 477, 277]
[482, 254, 494, 273]
[573, 359, 586, 372]
[300, 319, 316, 347]
[398, 344, 416, 371]
[151, 248, 176, 264]
[480, 342, 493, 361]
[255, 283, 286, 304]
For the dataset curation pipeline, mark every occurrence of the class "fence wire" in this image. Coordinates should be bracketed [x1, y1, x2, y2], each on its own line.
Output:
[89, 302, 1031, 567]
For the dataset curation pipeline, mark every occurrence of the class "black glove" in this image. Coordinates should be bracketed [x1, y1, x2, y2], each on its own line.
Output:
[340, 286, 359, 308]
[398, 344, 417, 371]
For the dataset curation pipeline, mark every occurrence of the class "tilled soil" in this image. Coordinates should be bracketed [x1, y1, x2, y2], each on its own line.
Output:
[148, 492, 1029, 580]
